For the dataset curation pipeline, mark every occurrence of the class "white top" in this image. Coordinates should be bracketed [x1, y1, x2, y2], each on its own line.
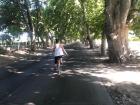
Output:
[54, 44, 64, 56]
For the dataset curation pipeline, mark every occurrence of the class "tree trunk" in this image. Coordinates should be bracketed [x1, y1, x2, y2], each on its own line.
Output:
[105, 0, 131, 63]
[80, 0, 93, 49]
[86, 34, 93, 49]
[101, 33, 106, 56]
[86, 24, 93, 49]
[39, 35, 46, 48]
[24, 0, 36, 51]
[45, 32, 50, 48]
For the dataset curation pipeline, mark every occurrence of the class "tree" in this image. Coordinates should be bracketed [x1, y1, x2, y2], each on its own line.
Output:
[104, 0, 140, 63]
[0, 0, 35, 49]
[45, 0, 82, 42]
[85, 0, 104, 49]
[78, 0, 93, 48]
[31, 0, 47, 48]
[0, 0, 23, 33]
[132, 17, 140, 38]
[131, 1, 140, 38]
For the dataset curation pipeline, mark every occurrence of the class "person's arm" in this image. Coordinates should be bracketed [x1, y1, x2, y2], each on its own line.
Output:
[61, 44, 68, 55]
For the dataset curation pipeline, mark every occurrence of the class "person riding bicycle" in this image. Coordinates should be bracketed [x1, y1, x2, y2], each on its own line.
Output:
[53, 39, 67, 70]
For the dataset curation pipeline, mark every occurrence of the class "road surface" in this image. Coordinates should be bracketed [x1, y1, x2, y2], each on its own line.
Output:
[0, 48, 114, 105]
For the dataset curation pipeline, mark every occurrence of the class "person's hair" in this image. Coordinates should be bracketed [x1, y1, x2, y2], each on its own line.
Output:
[55, 39, 59, 43]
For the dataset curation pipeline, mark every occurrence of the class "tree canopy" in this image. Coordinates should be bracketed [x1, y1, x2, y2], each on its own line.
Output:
[0, 0, 104, 42]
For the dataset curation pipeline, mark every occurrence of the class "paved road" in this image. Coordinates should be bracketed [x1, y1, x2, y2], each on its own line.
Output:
[0, 48, 114, 105]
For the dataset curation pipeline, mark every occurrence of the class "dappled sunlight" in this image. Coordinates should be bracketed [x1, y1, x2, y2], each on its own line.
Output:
[24, 102, 36, 105]
[15, 50, 27, 55]
[0, 49, 49, 68]
[48, 72, 65, 78]
[34, 91, 40, 94]
[94, 56, 109, 60]
[15, 71, 24, 74]
[28, 59, 41, 62]
[73, 67, 140, 86]
[15, 49, 47, 56]
[34, 52, 44, 56]
[0, 54, 16, 59]
[97, 71, 140, 85]
[19, 57, 26, 60]
[125, 64, 140, 68]
[7, 68, 25, 74]
[92, 81, 105, 86]
[61, 69, 75, 75]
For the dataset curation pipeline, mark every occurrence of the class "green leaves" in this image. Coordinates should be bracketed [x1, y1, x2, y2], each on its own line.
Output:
[45, 0, 104, 40]
[0, 0, 105, 41]
[130, 0, 140, 37]
[0, 0, 21, 31]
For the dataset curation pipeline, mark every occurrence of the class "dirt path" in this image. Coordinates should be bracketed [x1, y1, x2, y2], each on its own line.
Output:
[45, 75, 114, 105]
[44, 48, 114, 105]
[0, 43, 140, 105]
[65, 45, 140, 105]
[60, 44, 140, 105]
[0, 46, 114, 105]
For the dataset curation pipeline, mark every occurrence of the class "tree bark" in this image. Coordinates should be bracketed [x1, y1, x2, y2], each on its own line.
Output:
[105, 0, 131, 63]
[101, 33, 106, 56]
[24, 0, 36, 51]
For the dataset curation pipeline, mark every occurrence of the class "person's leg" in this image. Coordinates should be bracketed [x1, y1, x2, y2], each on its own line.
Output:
[57, 57, 62, 74]
[60, 56, 63, 64]
[54, 56, 58, 70]
[54, 56, 61, 70]
[57, 56, 61, 67]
